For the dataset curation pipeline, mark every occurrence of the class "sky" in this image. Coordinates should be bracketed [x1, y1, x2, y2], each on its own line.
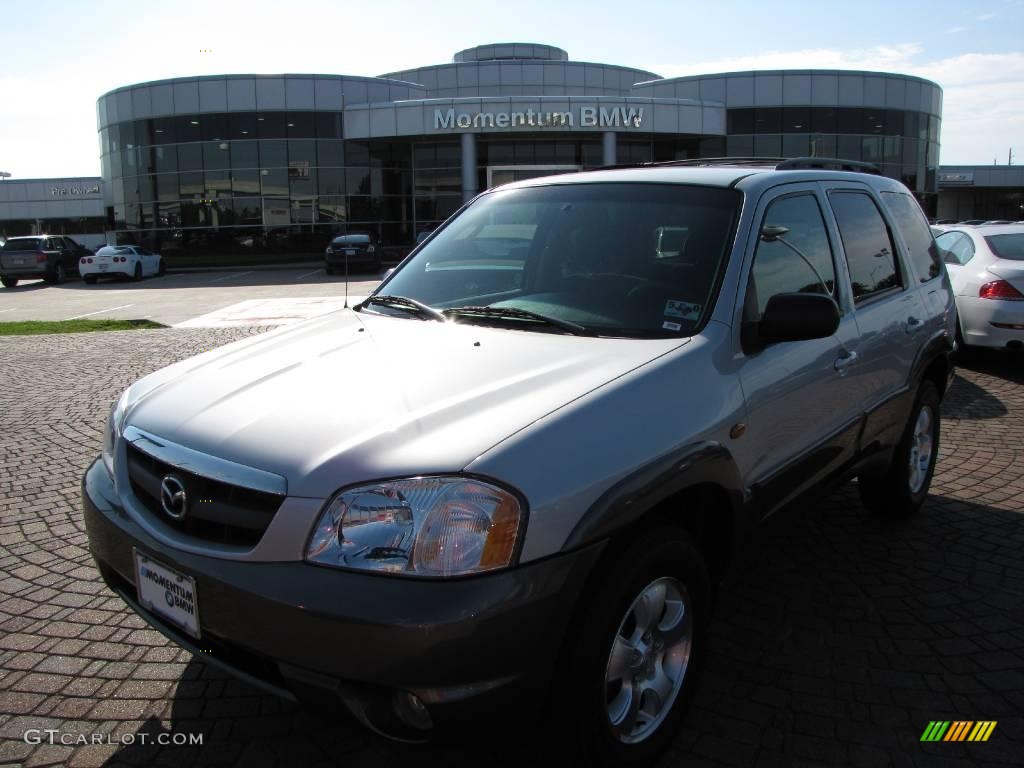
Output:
[0, 0, 1021, 179]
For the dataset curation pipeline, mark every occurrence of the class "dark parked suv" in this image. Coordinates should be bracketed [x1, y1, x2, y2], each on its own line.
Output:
[84, 158, 955, 765]
[324, 233, 380, 274]
[1, 235, 85, 287]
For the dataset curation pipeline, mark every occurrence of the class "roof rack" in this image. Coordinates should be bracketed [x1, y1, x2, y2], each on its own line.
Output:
[775, 157, 881, 174]
[597, 156, 882, 174]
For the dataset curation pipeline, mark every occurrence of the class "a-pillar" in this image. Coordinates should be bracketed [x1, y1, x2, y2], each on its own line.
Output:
[461, 132, 478, 203]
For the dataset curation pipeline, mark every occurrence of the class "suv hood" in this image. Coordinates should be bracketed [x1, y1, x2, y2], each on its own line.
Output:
[125, 310, 686, 498]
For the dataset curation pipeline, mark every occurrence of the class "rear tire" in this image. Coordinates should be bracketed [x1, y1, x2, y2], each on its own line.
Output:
[157, 259, 166, 277]
[556, 525, 711, 766]
[325, 265, 335, 275]
[133, 263, 143, 281]
[83, 275, 98, 285]
[46, 263, 66, 285]
[1, 277, 18, 288]
[858, 380, 941, 518]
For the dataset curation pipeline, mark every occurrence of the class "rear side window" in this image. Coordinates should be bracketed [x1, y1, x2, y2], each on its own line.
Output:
[748, 193, 837, 318]
[935, 231, 975, 265]
[881, 191, 942, 283]
[1, 238, 42, 251]
[985, 233, 1024, 261]
[829, 192, 901, 302]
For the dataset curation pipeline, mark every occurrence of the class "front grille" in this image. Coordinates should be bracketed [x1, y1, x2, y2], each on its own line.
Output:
[126, 444, 284, 548]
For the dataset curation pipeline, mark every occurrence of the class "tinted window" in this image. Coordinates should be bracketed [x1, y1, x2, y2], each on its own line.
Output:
[748, 194, 837, 318]
[333, 235, 371, 244]
[829, 192, 901, 301]
[2, 238, 42, 251]
[881, 191, 942, 283]
[935, 232, 974, 265]
[985, 233, 1024, 261]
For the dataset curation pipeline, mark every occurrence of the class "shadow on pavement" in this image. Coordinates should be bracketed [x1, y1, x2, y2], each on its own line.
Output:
[100, 485, 1024, 768]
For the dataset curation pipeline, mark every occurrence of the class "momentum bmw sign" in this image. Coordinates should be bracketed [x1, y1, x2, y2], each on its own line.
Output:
[435, 106, 645, 130]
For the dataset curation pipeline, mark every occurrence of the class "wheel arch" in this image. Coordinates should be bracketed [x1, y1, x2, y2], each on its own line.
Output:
[563, 442, 751, 585]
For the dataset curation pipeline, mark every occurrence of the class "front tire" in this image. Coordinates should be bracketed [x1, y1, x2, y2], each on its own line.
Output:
[157, 259, 166, 276]
[1, 277, 18, 288]
[858, 380, 941, 518]
[558, 526, 711, 766]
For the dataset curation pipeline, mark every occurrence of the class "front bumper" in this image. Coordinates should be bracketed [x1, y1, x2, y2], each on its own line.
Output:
[82, 458, 602, 738]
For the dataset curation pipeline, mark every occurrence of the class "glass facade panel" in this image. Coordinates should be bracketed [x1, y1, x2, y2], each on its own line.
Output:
[232, 169, 261, 195]
[257, 112, 286, 139]
[260, 168, 288, 196]
[231, 140, 259, 169]
[178, 143, 203, 172]
[154, 145, 177, 173]
[229, 112, 258, 140]
[201, 114, 229, 141]
[318, 167, 345, 196]
[316, 112, 343, 140]
[318, 140, 344, 167]
[286, 113, 316, 139]
[259, 140, 287, 168]
[203, 141, 231, 170]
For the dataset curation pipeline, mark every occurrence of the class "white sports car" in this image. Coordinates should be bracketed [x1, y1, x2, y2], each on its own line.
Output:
[80, 245, 165, 284]
[935, 225, 1024, 350]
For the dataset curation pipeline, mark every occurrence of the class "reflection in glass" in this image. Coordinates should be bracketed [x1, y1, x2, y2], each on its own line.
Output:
[259, 140, 287, 168]
[260, 168, 288, 196]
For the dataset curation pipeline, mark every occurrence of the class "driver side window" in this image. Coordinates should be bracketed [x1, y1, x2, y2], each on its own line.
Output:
[746, 193, 837, 322]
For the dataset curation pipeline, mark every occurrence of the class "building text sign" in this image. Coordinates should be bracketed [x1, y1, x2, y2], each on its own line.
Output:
[50, 185, 100, 197]
[435, 106, 645, 130]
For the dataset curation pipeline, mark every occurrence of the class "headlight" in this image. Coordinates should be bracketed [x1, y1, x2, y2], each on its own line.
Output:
[101, 389, 129, 477]
[306, 476, 523, 577]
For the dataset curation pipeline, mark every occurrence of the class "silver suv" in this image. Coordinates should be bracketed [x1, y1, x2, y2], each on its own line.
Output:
[83, 159, 956, 765]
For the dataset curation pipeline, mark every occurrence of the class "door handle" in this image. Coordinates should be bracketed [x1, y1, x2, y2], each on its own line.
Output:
[905, 316, 923, 333]
[834, 350, 859, 372]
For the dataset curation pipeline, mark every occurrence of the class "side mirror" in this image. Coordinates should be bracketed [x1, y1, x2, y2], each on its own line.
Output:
[759, 293, 840, 345]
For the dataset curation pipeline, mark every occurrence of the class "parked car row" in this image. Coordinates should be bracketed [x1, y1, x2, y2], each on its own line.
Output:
[0, 236, 165, 287]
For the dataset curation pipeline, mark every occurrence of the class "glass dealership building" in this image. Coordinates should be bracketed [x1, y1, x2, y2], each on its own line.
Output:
[93, 43, 944, 262]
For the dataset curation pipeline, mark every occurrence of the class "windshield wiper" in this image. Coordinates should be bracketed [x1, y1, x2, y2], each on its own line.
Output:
[355, 295, 446, 322]
[442, 306, 591, 335]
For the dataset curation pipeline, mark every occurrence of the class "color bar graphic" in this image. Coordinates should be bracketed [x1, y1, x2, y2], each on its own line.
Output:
[920, 720, 996, 742]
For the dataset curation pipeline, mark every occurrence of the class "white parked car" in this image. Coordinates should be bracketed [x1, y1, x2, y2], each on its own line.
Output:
[81, 245, 165, 284]
[936, 225, 1024, 350]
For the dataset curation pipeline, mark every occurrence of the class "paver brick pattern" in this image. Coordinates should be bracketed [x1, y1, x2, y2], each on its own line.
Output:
[0, 329, 1022, 767]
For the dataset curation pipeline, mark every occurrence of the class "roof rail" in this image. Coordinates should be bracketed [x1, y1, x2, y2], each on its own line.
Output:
[596, 156, 882, 174]
[775, 157, 881, 174]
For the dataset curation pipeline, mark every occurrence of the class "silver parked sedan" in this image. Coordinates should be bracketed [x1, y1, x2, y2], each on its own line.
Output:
[936, 225, 1024, 350]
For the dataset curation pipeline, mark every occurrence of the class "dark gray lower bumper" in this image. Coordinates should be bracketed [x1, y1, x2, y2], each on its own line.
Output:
[82, 459, 603, 735]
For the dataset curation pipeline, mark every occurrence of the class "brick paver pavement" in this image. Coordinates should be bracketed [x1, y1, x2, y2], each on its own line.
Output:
[0, 329, 1021, 767]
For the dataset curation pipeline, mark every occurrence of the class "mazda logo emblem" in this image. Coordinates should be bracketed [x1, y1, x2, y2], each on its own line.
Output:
[160, 475, 188, 520]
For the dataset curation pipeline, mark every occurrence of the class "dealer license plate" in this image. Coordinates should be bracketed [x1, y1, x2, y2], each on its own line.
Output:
[345, 248, 356, 256]
[133, 550, 200, 638]
[98, 264, 108, 271]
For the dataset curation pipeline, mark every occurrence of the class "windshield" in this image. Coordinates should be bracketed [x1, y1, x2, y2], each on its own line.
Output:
[333, 234, 371, 244]
[378, 183, 741, 337]
[985, 233, 1024, 261]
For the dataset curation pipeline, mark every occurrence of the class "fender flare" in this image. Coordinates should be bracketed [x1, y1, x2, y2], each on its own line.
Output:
[563, 441, 750, 553]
